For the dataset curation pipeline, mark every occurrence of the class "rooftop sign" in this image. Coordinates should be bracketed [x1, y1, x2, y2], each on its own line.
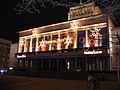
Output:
[68, 2, 101, 20]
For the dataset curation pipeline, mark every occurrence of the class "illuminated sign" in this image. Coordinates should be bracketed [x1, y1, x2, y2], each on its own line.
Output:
[84, 50, 102, 54]
[17, 55, 26, 58]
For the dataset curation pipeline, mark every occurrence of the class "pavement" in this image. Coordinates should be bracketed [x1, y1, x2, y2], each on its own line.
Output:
[0, 75, 120, 90]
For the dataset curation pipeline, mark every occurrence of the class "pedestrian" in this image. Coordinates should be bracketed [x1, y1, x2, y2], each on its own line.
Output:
[96, 78, 100, 90]
[87, 74, 93, 88]
[92, 77, 100, 90]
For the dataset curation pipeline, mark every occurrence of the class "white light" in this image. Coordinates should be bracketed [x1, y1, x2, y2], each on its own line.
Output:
[1, 70, 4, 73]
[9, 67, 13, 70]
[32, 29, 38, 36]
[70, 20, 80, 31]
[17, 55, 26, 58]
[64, 35, 73, 46]
[84, 50, 102, 54]
[67, 62, 70, 70]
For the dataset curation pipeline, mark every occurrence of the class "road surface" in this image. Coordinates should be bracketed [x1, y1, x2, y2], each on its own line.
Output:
[0, 75, 120, 90]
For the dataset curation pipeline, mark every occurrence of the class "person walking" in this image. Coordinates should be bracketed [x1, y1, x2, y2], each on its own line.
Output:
[92, 77, 97, 90]
[87, 74, 93, 90]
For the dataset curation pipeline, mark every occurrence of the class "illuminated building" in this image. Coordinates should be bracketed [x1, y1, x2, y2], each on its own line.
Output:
[0, 38, 11, 68]
[9, 42, 18, 67]
[16, 2, 116, 71]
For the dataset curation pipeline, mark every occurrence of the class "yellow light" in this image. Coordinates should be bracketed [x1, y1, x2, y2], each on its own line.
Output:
[67, 62, 70, 70]
[32, 29, 38, 36]
[84, 50, 102, 54]
[17, 55, 26, 58]
[64, 35, 73, 47]
[70, 20, 80, 31]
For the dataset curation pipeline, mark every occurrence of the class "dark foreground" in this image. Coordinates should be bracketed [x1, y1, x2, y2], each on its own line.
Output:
[0, 75, 120, 90]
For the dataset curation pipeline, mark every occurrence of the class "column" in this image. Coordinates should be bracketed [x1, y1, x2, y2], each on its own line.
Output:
[49, 59, 51, 71]
[24, 38, 26, 52]
[75, 57, 77, 71]
[86, 29, 89, 47]
[30, 37, 32, 52]
[57, 32, 61, 50]
[74, 29, 78, 48]
[57, 58, 59, 71]
[18, 59, 20, 67]
[49, 34, 52, 51]
[41, 59, 43, 70]
[36, 36, 39, 52]
[86, 57, 88, 71]
[60, 59, 62, 70]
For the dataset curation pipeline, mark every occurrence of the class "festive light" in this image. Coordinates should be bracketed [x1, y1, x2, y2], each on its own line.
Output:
[84, 50, 102, 54]
[20, 38, 25, 46]
[64, 35, 73, 47]
[17, 55, 26, 58]
[39, 39, 46, 47]
[32, 29, 38, 36]
[70, 20, 80, 31]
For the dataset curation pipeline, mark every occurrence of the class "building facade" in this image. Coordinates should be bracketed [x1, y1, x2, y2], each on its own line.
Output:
[0, 38, 11, 68]
[9, 42, 18, 67]
[16, 2, 116, 72]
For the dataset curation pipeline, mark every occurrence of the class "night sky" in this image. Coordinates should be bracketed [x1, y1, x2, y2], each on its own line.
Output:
[0, 0, 70, 43]
[0, 0, 120, 43]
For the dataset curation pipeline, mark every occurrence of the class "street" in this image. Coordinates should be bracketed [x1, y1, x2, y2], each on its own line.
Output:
[0, 75, 120, 90]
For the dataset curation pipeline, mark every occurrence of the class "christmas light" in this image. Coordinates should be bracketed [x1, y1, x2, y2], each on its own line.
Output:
[32, 29, 38, 36]
[64, 35, 73, 49]
[70, 20, 80, 31]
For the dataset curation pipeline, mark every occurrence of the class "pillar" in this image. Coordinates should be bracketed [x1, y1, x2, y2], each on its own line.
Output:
[57, 58, 59, 71]
[49, 59, 51, 71]
[75, 57, 77, 71]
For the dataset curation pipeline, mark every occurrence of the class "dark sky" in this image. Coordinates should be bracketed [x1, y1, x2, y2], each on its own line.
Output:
[0, 0, 71, 43]
[1, 0, 120, 43]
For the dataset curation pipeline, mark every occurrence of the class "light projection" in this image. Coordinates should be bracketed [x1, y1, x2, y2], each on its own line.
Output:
[88, 27, 102, 47]
[52, 34, 58, 50]
[45, 35, 51, 51]
[70, 20, 80, 31]
[18, 22, 108, 54]
[64, 35, 73, 49]
[39, 39, 46, 51]
[78, 27, 108, 49]
[19, 38, 25, 53]
[32, 29, 38, 36]
[26, 39, 31, 52]
[32, 38, 36, 52]
[60, 33, 67, 49]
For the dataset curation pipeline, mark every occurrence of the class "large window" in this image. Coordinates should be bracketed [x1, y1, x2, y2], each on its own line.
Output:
[78, 27, 108, 48]
[19, 26, 108, 53]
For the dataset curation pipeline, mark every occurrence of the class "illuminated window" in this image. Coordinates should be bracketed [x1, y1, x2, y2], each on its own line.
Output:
[26, 39, 31, 52]
[19, 38, 25, 53]
[32, 38, 36, 52]
[52, 34, 58, 50]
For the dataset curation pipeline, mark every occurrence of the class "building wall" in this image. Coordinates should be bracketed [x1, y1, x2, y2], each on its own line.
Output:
[0, 38, 11, 68]
[15, 2, 115, 71]
[9, 43, 18, 67]
[111, 27, 120, 70]
[17, 15, 108, 54]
